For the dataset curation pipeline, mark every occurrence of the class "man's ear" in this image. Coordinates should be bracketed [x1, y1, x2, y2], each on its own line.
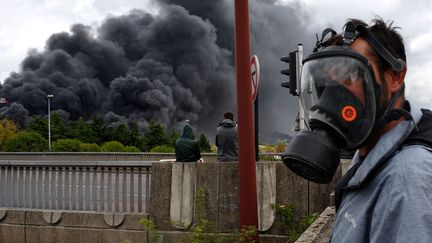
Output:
[385, 62, 407, 94]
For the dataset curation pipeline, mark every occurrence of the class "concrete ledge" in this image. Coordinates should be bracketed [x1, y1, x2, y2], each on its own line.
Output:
[0, 210, 6, 221]
[170, 163, 196, 229]
[42, 212, 62, 225]
[0, 209, 150, 243]
[0, 209, 147, 230]
[115, 230, 292, 243]
[103, 213, 125, 227]
[0, 209, 25, 225]
[295, 206, 335, 243]
[0, 224, 26, 242]
[24, 225, 147, 243]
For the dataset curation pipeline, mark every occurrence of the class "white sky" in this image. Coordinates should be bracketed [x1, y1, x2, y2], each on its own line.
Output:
[0, 0, 431, 108]
[0, 0, 158, 81]
[284, 0, 432, 108]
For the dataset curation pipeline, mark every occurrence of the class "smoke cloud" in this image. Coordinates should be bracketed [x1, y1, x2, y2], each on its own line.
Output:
[0, 0, 315, 142]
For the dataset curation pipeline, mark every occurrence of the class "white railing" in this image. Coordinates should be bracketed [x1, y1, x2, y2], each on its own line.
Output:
[0, 160, 152, 213]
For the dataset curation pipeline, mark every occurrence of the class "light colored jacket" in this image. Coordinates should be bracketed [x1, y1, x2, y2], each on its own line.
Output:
[331, 102, 432, 242]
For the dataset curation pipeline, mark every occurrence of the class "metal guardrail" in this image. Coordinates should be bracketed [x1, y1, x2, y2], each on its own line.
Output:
[0, 160, 153, 213]
[0, 153, 282, 214]
[0, 152, 283, 162]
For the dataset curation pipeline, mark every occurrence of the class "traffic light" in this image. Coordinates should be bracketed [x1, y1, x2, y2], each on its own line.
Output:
[280, 44, 303, 96]
[280, 51, 298, 96]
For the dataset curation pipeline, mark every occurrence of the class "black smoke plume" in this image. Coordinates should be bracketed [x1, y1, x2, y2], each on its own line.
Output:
[0, 0, 315, 142]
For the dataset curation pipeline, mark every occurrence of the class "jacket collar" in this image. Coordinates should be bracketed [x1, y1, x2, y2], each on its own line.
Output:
[347, 101, 423, 187]
[219, 119, 236, 127]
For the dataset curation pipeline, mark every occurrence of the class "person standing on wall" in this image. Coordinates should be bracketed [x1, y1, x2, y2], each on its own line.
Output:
[216, 112, 238, 161]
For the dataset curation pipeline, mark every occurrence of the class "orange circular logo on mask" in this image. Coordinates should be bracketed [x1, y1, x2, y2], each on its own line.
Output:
[341, 105, 357, 122]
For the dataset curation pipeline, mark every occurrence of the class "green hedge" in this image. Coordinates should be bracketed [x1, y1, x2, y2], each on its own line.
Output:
[3, 132, 48, 152]
[52, 139, 82, 152]
[150, 145, 175, 153]
[79, 143, 101, 152]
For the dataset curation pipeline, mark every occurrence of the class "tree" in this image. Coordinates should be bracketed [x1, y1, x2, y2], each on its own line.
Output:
[166, 128, 180, 147]
[29, 115, 48, 139]
[3, 132, 48, 152]
[52, 139, 82, 152]
[0, 119, 19, 149]
[198, 134, 212, 152]
[101, 141, 125, 152]
[50, 112, 67, 141]
[90, 116, 107, 144]
[126, 123, 143, 148]
[111, 124, 130, 146]
[65, 118, 98, 144]
[144, 120, 167, 150]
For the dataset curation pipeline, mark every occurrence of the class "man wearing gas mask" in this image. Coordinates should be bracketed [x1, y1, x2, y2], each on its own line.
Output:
[282, 18, 432, 242]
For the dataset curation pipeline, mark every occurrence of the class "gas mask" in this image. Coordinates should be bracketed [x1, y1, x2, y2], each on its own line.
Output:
[282, 22, 405, 183]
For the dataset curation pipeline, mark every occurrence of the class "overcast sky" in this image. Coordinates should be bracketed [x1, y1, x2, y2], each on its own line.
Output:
[1, 0, 431, 108]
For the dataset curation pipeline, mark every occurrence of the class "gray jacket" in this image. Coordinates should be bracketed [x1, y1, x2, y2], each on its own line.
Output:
[216, 119, 238, 161]
[331, 102, 432, 242]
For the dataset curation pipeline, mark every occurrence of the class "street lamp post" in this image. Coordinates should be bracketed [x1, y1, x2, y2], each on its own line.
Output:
[47, 94, 55, 151]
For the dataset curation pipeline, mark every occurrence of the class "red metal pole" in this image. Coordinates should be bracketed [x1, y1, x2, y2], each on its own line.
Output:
[234, 0, 259, 238]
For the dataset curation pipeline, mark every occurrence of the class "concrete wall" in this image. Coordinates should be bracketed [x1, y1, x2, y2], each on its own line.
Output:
[150, 162, 341, 234]
[0, 161, 341, 242]
[0, 209, 148, 243]
[295, 207, 336, 243]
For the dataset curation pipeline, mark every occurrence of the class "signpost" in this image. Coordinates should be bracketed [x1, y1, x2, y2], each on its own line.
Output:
[251, 55, 260, 161]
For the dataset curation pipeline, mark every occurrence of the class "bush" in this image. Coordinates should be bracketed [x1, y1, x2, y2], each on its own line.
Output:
[123, 146, 140, 152]
[3, 132, 48, 152]
[274, 140, 287, 153]
[79, 143, 101, 152]
[52, 139, 82, 152]
[150, 145, 175, 153]
[101, 141, 125, 152]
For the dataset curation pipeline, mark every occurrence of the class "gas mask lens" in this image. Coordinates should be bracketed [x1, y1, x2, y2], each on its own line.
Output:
[302, 56, 376, 148]
[283, 55, 377, 183]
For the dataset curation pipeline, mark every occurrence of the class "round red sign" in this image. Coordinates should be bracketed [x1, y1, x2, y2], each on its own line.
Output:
[251, 55, 260, 102]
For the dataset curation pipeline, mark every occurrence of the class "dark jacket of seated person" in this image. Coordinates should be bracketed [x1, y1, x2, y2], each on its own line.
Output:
[175, 124, 201, 162]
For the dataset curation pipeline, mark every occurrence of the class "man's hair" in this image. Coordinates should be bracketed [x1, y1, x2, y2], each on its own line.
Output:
[324, 17, 407, 101]
[355, 18, 406, 74]
[326, 18, 406, 74]
[224, 112, 234, 120]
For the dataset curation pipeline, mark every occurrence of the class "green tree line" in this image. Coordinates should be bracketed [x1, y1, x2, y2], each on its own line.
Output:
[0, 113, 212, 153]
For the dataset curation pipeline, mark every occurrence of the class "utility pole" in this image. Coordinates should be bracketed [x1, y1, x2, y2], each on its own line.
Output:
[234, 0, 259, 240]
[47, 94, 55, 151]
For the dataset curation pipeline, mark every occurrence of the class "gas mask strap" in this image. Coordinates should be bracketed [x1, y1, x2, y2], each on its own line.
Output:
[313, 28, 337, 52]
[356, 25, 405, 72]
[342, 22, 356, 45]
[380, 83, 414, 125]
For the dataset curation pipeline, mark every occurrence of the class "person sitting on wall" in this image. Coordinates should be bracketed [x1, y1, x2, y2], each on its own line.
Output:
[216, 112, 238, 161]
[175, 121, 201, 162]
